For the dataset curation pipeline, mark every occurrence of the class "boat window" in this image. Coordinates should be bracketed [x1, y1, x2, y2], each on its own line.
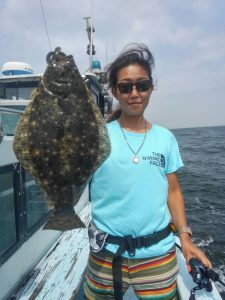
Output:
[25, 173, 50, 231]
[6, 87, 17, 100]
[18, 87, 34, 100]
[0, 164, 52, 265]
[0, 165, 17, 256]
[0, 106, 25, 135]
[0, 87, 4, 98]
[0, 79, 39, 100]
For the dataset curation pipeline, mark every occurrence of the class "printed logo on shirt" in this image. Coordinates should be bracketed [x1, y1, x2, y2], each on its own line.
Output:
[142, 152, 165, 168]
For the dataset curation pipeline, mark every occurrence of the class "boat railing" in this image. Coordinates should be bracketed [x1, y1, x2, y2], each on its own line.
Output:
[0, 107, 23, 115]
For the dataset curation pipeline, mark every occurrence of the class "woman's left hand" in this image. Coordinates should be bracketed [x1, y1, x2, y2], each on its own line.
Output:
[180, 234, 212, 272]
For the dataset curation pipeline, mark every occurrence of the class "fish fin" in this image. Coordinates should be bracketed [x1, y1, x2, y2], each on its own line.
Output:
[43, 210, 86, 231]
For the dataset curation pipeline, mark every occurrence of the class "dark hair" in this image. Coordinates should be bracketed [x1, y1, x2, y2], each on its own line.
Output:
[106, 43, 155, 122]
[106, 43, 155, 89]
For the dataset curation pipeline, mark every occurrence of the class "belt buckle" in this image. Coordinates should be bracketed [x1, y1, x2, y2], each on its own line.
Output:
[125, 235, 135, 257]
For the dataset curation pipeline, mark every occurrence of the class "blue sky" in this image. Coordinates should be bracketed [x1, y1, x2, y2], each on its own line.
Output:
[0, 0, 225, 128]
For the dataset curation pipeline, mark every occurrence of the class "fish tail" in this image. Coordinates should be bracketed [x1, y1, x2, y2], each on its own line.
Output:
[43, 210, 86, 231]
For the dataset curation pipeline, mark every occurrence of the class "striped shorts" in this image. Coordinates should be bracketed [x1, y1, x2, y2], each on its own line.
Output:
[83, 246, 178, 300]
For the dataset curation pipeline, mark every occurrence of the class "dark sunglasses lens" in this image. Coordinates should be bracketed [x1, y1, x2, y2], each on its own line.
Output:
[136, 81, 151, 92]
[117, 80, 151, 93]
[117, 83, 132, 93]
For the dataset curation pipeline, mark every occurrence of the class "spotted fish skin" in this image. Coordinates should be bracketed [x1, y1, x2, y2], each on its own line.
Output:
[13, 47, 111, 231]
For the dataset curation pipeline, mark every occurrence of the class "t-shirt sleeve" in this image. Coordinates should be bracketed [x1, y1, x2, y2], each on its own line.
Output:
[165, 133, 184, 174]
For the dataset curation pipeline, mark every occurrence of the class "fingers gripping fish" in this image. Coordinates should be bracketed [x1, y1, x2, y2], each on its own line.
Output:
[13, 47, 111, 231]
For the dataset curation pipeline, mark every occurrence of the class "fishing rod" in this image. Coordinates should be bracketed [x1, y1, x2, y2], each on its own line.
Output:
[189, 258, 225, 300]
[206, 267, 225, 287]
[175, 243, 225, 300]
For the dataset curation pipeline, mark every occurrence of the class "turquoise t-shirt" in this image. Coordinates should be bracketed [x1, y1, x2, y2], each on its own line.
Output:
[90, 120, 183, 258]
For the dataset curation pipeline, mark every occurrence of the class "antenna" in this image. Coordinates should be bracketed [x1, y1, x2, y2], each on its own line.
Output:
[90, 0, 94, 67]
[84, 0, 95, 70]
[39, 0, 52, 51]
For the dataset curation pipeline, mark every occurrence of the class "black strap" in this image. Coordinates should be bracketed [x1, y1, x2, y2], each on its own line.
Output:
[112, 257, 122, 300]
[105, 224, 172, 300]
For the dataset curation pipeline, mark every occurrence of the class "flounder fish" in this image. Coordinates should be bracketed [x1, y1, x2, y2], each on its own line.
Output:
[13, 47, 111, 231]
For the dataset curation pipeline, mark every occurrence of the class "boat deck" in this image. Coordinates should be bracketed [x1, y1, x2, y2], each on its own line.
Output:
[11, 202, 137, 300]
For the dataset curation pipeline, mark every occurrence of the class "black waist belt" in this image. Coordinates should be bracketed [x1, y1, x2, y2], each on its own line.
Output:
[105, 224, 172, 300]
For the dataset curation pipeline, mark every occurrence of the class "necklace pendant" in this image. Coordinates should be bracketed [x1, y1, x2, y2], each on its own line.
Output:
[132, 156, 140, 164]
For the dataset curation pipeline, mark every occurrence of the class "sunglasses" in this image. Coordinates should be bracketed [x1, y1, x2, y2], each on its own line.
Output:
[116, 80, 152, 94]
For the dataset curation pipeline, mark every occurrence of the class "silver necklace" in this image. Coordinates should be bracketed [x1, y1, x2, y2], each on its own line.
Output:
[118, 120, 147, 164]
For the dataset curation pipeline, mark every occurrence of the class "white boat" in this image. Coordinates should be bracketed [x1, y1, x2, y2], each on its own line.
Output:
[0, 70, 223, 300]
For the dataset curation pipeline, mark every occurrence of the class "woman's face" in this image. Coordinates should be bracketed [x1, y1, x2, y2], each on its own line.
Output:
[112, 63, 153, 118]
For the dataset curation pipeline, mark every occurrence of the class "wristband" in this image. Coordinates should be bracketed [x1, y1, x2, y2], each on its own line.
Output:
[178, 226, 192, 237]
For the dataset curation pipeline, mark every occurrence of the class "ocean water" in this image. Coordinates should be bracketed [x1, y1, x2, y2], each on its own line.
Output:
[172, 125, 225, 297]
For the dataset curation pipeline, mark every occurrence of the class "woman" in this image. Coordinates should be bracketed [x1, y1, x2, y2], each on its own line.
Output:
[83, 43, 211, 300]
